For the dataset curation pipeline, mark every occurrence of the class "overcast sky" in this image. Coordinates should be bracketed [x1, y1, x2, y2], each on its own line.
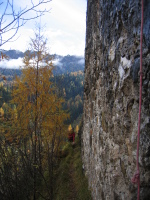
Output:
[0, 0, 87, 56]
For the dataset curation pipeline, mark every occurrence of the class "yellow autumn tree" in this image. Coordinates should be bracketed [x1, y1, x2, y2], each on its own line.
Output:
[75, 125, 79, 133]
[0, 107, 4, 119]
[68, 124, 72, 131]
[8, 25, 69, 199]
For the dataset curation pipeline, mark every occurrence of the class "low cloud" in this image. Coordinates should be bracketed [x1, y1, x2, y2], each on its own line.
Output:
[52, 58, 63, 68]
[0, 57, 23, 69]
[78, 58, 85, 65]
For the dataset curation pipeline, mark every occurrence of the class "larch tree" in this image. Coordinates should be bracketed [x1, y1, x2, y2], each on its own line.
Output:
[6, 25, 69, 200]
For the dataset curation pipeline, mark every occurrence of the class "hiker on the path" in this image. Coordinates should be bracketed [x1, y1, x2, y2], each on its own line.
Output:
[68, 128, 75, 142]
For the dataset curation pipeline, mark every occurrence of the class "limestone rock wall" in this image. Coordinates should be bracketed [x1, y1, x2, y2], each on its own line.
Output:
[82, 0, 150, 199]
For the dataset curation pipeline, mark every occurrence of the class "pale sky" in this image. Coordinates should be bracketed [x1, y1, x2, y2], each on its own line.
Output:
[0, 0, 87, 56]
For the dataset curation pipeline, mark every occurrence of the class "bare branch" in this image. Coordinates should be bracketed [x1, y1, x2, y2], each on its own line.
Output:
[0, 0, 52, 47]
[1, 28, 20, 46]
[0, 1, 9, 26]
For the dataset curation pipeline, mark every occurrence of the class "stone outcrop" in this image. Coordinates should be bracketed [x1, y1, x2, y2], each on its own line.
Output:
[82, 0, 150, 199]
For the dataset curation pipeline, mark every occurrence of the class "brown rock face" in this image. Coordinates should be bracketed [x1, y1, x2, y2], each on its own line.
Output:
[82, 0, 150, 199]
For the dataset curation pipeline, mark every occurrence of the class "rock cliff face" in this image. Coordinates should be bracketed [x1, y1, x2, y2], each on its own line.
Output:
[82, 0, 150, 199]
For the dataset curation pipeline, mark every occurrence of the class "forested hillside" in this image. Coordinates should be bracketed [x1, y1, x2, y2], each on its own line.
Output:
[0, 68, 22, 81]
[51, 71, 84, 126]
[0, 71, 84, 125]
[1, 49, 24, 59]
[0, 71, 87, 200]
[0, 72, 85, 200]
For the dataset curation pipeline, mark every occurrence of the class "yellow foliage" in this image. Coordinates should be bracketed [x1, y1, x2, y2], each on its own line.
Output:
[0, 107, 4, 117]
[0, 29, 70, 196]
[0, 82, 3, 87]
[8, 27, 69, 152]
[75, 125, 79, 133]
[68, 124, 72, 131]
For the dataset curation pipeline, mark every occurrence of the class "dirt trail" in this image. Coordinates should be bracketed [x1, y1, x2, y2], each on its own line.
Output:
[55, 142, 92, 200]
[68, 149, 78, 200]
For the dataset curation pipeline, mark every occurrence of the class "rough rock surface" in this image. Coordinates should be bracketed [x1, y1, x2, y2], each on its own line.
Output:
[82, 0, 150, 199]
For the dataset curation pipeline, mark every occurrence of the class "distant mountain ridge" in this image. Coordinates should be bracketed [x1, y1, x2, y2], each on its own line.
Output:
[0, 49, 85, 74]
[1, 49, 24, 59]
